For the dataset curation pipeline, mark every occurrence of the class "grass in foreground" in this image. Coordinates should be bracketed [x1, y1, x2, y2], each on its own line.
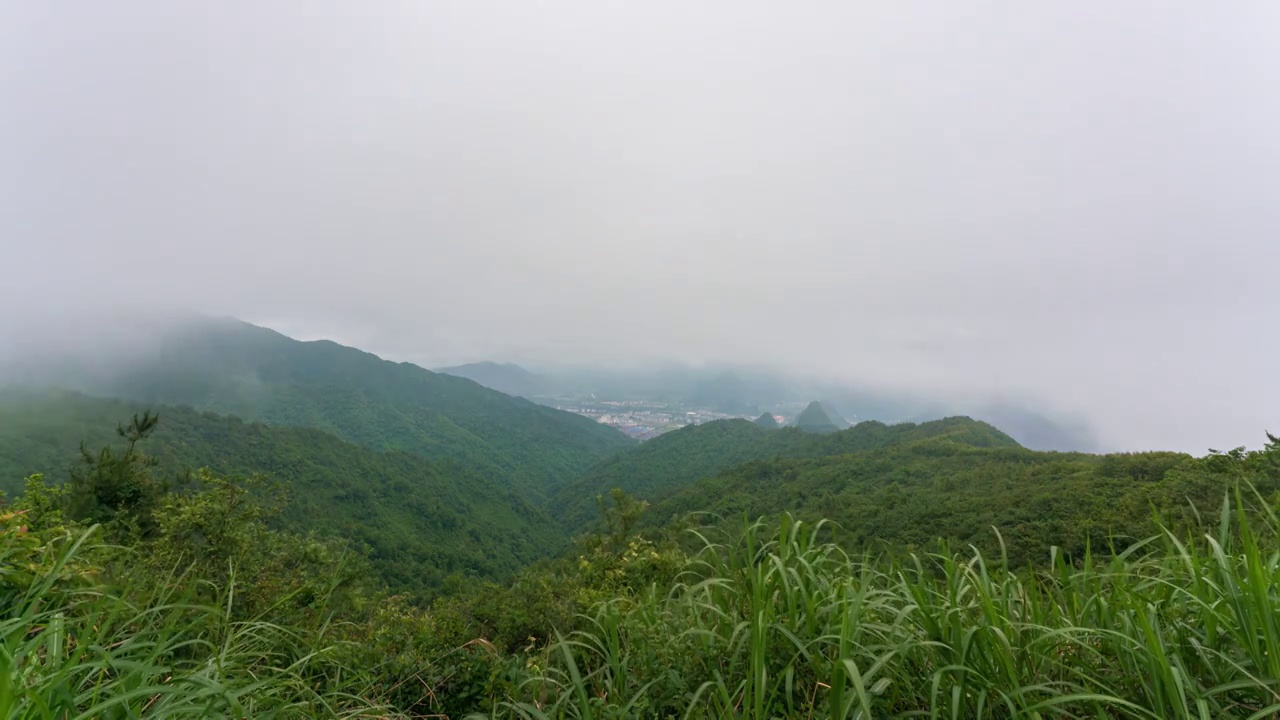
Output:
[0, 516, 392, 719]
[7, 445, 1280, 718]
[498, 491, 1280, 719]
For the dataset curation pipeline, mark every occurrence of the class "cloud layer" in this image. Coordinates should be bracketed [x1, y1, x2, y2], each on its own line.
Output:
[3, 2, 1277, 452]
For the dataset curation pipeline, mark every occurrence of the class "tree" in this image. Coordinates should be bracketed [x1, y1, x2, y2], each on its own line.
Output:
[597, 488, 649, 551]
[63, 411, 167, 537]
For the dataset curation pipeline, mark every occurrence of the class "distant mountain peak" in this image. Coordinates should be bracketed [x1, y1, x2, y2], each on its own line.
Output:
[795, 401, 840, 433]
[435, 361, 545, 398]
[754, 412, 780, 429]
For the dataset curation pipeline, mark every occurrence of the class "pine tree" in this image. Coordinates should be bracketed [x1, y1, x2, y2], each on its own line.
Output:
[64, 411, 166, 536]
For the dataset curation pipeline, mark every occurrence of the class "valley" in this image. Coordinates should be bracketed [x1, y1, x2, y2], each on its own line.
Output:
[3, 317, 1278, 718]
[6, 4, 1273, 715]
[547, 398, 749, 439]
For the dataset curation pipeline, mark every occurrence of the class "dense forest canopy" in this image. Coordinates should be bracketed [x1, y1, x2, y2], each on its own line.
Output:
[7, 316, 633, 499]
[649, 438, 1222, 565]
[549, 415, 1019, 528]
[4, 400, 1279, 717]
[4, 320, 1278, 718]
[0, 389, 561, 595]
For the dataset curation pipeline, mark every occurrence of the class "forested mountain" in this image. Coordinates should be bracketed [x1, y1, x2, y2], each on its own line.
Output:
[753, 411, 779, 428]
[0, 389, 562, 594]
[548, 416, 1018, 528]
[8, 383, 1279, 718]
[9, 316, 632, 497]
[435, 361, 547, 398]
[4, 315, 1261, 717]
[421, 358, 1096, 451]
[795, 400, 841, 432]
[649, 437, 1241, 565]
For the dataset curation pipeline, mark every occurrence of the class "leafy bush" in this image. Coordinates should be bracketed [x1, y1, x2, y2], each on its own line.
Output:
[0, 391, 566, 597]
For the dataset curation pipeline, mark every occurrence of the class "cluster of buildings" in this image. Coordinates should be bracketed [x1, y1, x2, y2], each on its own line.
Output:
[554, 399, 737, 440]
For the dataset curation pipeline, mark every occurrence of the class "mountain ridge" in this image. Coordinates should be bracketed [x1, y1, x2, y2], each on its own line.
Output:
[0, 388, 563, 595]
[424, 358, 1093, 451]
[7, 316, 633, 498]
[436, 361, 547, 398]
[549, 415, 1019, 529]
[646, 438, 1212, 567]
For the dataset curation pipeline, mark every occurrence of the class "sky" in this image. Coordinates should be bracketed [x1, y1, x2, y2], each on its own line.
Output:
[2, 2, 1277, 453]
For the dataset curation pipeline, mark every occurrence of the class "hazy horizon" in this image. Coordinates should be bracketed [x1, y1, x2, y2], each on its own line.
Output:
[3, 3, 1277, 453]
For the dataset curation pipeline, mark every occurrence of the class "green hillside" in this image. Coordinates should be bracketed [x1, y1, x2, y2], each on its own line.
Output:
[753, 411, 779, 428]
[0, 389, 561, 595]
[549, 415, 1018, 528]
[795, 400, 840, 432]
[476, 437, 1280, 719]
[8, 382, 1280, 718]
[20, 317, 632, 497]
[649, 436, 1244, 565]
[435, 361, 547, 398]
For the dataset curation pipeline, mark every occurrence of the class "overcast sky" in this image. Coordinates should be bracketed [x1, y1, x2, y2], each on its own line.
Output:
[2, 2, 1277, 452]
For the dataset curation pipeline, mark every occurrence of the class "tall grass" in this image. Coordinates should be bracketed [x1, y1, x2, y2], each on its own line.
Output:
[496, 490, 1280, 719]
[0, 523, 394, 719]
[10, 492, 1280, 718]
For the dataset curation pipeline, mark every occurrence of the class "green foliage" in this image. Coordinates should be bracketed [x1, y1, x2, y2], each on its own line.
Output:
[597, 487, 649, 548]
[550, 416, 1019, 529]
[29, 317, 632, 497]
[9, 474, 67, 533]
[497, 488, 1280, 718]
[63, 411, 166, 538]
[0, 391, 563, 596]
[145, 469, 371, 621]
[0, 498, 394, 717]
[314, 488, 688, 717]
[10, 374, 1280, 718]
[648, 436, 1275, 566]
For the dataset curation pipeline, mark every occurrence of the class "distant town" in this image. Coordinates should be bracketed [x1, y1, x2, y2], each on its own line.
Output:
[549, 398, 789, 439]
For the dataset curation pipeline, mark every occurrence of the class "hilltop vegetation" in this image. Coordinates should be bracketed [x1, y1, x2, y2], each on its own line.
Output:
[0, 389, 560, 595]
[4, 414, 1280, 718]
[500, 478, 1280, 718]
[549, 415, 1018, 528]
[6, 319, 1280, 717]
[12, 316, 632, 497]
[650, 437, 1224, 566]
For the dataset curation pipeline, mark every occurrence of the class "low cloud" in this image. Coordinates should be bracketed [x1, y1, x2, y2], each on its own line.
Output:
[3, 2, 1276, 453]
